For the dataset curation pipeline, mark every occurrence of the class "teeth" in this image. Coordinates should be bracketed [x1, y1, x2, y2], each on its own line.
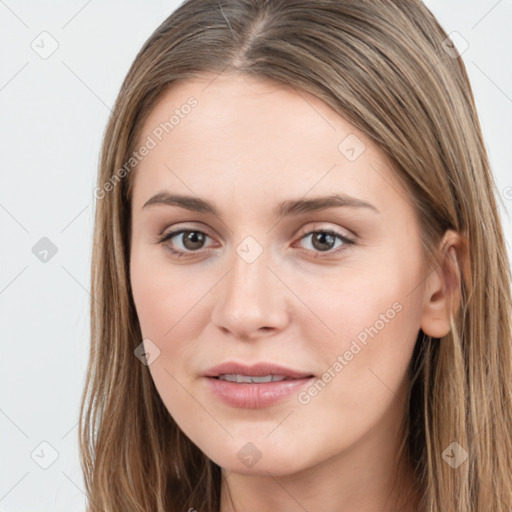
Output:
[250, 375, 274, 383]
[218, 374, 288, 383]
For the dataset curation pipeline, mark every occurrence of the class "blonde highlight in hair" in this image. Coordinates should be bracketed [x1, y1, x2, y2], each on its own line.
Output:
[80, 1, 512, 510]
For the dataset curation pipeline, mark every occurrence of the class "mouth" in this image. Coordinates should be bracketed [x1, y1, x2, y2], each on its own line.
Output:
[203, 362, 315, 408]
[215, 374, 305, 383]
[204, 361, 314, 381]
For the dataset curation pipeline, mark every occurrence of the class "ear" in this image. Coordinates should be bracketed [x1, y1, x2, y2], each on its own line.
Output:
[420, 230, 466, 339]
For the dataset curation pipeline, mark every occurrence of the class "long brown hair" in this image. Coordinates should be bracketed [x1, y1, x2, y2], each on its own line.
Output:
[80, 1, 512, 510]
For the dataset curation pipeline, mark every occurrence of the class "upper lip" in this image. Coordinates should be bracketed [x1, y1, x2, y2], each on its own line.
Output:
[204, 361, 314, 379]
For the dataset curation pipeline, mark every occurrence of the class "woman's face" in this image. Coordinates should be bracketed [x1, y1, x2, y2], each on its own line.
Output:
[129, 73, 440, 476]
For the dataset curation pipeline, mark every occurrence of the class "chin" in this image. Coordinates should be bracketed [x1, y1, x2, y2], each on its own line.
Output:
[199, 437, 315, 477]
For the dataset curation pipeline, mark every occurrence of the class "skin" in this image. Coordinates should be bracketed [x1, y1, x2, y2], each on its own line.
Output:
[129, 72, 462, 512]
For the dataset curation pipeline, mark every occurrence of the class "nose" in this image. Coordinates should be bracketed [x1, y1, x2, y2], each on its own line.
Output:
[210, 245, 290, 341]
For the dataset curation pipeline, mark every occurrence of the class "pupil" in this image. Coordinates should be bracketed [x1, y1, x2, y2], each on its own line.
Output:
[184, 231, 204, 250]
[313, 233, 334, 251]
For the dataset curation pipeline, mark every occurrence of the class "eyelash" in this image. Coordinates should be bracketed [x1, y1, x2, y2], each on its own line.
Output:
[157, 227, 355, 260]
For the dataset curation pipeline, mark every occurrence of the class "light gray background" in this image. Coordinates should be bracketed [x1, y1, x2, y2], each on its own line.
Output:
[1, 1, 511, 511]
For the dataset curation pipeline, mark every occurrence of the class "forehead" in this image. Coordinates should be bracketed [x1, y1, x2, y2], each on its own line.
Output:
[136, 73, 347, 158]
[130, 72, 408, 216]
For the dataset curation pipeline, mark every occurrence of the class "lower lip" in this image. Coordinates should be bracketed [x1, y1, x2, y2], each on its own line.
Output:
[204, 376, 315, 408]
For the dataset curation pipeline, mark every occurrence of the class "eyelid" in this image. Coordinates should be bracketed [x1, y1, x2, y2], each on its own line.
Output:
[294, 223, 355, 243]
[158, 228, 216, 248]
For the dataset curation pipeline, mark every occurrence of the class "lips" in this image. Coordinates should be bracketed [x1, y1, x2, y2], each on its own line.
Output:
[203, 361, 315, 408]
[204, 361, 314, 380]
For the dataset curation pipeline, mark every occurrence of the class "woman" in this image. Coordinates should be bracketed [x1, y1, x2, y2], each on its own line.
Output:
[80, 1, 512, 511]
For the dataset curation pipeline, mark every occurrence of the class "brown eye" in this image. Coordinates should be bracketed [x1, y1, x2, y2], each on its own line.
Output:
[297, 229, 354, 255]
[311, 232, 337, 251]
[159, 229, 211, 254]
[180, 231, 206, 250]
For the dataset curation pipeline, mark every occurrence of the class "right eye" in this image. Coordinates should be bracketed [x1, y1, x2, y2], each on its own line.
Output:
[158, 229, 215, 258]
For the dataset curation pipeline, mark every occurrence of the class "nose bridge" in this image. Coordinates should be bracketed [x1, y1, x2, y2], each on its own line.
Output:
[211, 237, 288, 337]
[224, 241, 272, 312]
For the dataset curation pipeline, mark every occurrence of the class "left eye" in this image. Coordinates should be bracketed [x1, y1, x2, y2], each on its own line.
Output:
[296, 230, 354, 253]
[158, 228, 354, 258]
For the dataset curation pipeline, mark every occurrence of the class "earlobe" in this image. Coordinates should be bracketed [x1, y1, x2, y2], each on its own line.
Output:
[420, 230, 465, 339]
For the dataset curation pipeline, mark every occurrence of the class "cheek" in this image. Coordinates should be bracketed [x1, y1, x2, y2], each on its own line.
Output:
[130, 246, 212, 342]
[293, 260, 423, 402]
[130, 252, 214, 422]
[129, 249, 225, 418]
[295, 260, 420, 347]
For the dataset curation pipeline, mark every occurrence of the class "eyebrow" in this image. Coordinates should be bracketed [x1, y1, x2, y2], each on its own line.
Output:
[142, 192, 379, 216]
